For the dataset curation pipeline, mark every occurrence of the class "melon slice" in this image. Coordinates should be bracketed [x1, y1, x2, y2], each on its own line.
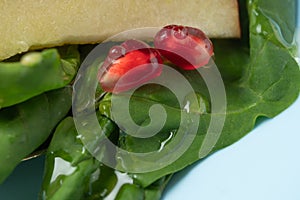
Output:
[0, 0, 240, 60]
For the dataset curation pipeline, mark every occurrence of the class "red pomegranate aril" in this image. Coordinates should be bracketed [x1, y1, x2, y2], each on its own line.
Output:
[98, 39, 163, 93]
[154, 25, 214, 70]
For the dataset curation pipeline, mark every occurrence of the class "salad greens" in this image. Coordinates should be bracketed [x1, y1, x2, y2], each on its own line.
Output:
[41, 116, 171, 200]
[0, 87, 72, 183]
[0, 0, 299, 199]
[0, 46, 79, 109]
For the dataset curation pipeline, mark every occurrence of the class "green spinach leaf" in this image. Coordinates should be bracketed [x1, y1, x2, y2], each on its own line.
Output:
[0, 46, 79, 109]
[0, 87, 72, 183]
[41, 116, 171, 200]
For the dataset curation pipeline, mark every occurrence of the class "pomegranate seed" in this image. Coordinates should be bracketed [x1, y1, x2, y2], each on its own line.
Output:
[154, 25, 214, 70]
[98, 39, 163, 93]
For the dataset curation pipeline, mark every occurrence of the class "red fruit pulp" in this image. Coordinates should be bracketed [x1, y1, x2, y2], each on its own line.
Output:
[154, 25, 213, 70]
[98, 40, 163, 93]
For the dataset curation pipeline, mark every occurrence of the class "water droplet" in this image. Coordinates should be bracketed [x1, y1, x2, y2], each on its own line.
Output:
[109, 45, 126, 60]
[76, 134, 82, 139]
[81, 147, 86, 154]
[104, 171, 133, 200]
[256, 24, 262, 34]
[183, 100, 191, 113]
[50, 157, 77, 183]
[158, 131, 174, 152]
[101, 189, 108, 197]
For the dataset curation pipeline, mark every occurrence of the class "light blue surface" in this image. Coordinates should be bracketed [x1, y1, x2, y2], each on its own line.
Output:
[163, 96, 300, 200]
[163, 3, 300, 199]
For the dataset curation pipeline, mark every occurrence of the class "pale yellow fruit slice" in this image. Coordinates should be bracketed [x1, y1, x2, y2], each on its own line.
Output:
[0, 0, 240, 61]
